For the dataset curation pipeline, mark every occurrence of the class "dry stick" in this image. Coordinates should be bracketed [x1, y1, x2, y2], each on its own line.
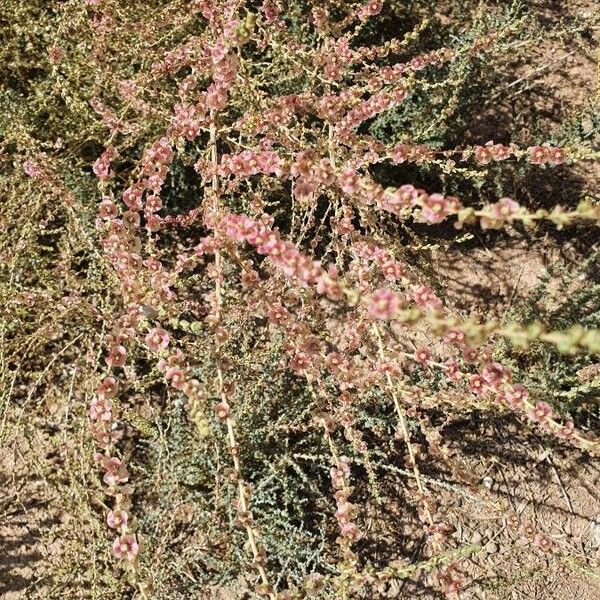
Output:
[306, 379, 354, 600]
[210, 113, 275, 599]
[372, 323, 436, 529]
[372, 325, 467, 598]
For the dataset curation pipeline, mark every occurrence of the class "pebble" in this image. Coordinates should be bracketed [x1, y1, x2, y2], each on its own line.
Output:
[485, 541, 499, 554]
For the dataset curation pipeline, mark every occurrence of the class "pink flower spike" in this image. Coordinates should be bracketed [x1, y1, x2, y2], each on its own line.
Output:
[112, 534, 139, 561]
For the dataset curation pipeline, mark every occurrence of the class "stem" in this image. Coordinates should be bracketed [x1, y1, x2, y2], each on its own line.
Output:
[210, 111, 275, 599]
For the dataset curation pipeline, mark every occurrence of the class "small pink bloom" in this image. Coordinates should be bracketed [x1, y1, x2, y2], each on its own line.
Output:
[102, 457, 129, 486]
[468, 374, 485, 395]
[444, 329, 466, 346]
[556, 420, 575, 439]
[145, 327, 170, 352]
[380, 260, 405, 282]
[443, 359, 462, 382]
[107, 509, 128, 529]
[23, 160, 43, 178]
[326, 352, 344, 372]
[547, 147, 565, 165]
[368, 288, 400, 320]
[105, 345, 127, 368]
[528, 401, 553, 423]
[97, 376, 118, 398]
[214, 401, 230, 421]
[48, 45, 64, 63]
[339, 168, 360, 194]
[492, 197, 519, 219]
[529, 145, 549, 165]
[289, 350, 311, 372]
[461, 346, 479, 364]
[413, 286, 443, 311]
[414, 347, 431, 366]
[267, 303, 290, 324]
[169, 368, 187, 390]
[482, 362, 511, 387]
[340, 521, 361, 541]
[504, 384, 528, 409]
[421, 193, 450, 224]
[98, 198, 118, 219]
[112, 534, 139, 561]
[491, 144, 511, 161]
[474, 145, 493, 165]
[89, 397, 112, 422]
[533, 533, 553, 552]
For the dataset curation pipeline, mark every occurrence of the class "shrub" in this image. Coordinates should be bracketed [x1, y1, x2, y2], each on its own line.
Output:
[2, 1, 599, 598]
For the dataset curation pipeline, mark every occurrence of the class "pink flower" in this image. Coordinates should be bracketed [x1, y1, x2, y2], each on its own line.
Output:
[533, 533, 553, 553]
[413, 286, 443, 311]
[289, 350, 311, 372]
[461, 346, 479, 364]
[443, 359, 462, 382]
[339, 168, 360, 194]
[166, 367, 186, 390]
[547, 147, 565, 165]
[556, 420, 575, 440]
[529, 145, 549, 165]
[97, 376, 118, 399]
[102, 457, 129, 486]
[105, 345, 127, 368]
[214, 401, 230, 421]
[528, 401, 553, 423]
[368, 288, 400, 320]
[491, 143, 511, 161]
[504, 384, 528, 409]
[340, 521, 361, 541]
[398, 184, 418, 206]
[481, 197, 520, 229]
[112, 534, 139, 561]
[98, 198, 118, 219]
[444, 329, 466, 346]
[107, 509, 128, 529]
[261, 1, 280, 23]
[414, 347, 431, 366]
[481, 362, 511, 387]
[89, 397, 112, 422]
[468, 374, 485, 395]
[474, 145, 493, 165]
[145, 327, 170, 352]
[267, 303, 290, 324]
[358, 0, 383, 21]
[390, 144, 408, 164]
[380, 259, 405, 282]
[48, 46, 64, 63]
[492, 197, 519, 219]
[23, 160, 43, 178]
[421, 193, 450, 224]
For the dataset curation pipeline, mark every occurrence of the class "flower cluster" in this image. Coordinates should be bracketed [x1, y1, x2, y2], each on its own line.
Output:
[331, 456, 361, 547]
